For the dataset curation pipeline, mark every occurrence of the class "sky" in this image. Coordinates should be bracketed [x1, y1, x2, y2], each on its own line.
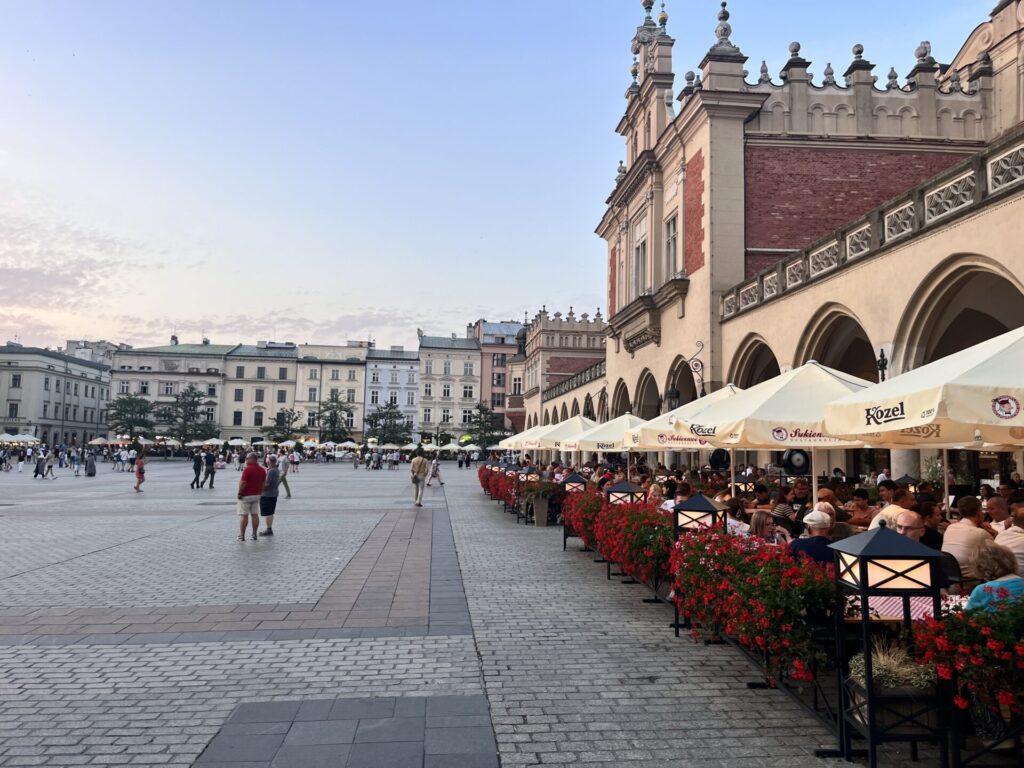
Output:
[0, 0, 992, 350]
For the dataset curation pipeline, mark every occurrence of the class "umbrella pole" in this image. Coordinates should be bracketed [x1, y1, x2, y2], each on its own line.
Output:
[942, 448, 951, 515]
[811, 449, 819, 500]
[729, 448, 736, 497]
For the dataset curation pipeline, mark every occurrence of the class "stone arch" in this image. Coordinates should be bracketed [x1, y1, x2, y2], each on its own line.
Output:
[809, 103, 826, 134]
[664, 355, 700, 408]
[937, 107, 955, 136]
[898, 105, 918, 135]
[961, 109, 981, 139]
[560, 403, 569, 422]
[570, 399, 580, 417]
[794, 303, 879, 381]
[542, 410, 551, 426]
[596, 390, 609, 422]
[610, 379, 631, 419]
[835, 103, 854, 133]
[582, 394, 594, 420]
[729, 333, 781, 388]
[634, 369, 661, 420]
[768, 101, 786, 132]
[894, 254, 1024, 371]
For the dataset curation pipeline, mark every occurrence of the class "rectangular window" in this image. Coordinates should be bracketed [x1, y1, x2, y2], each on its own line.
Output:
[234, 388, 244, 402]
[492, 372, 506, 388]
[256, 366, 266, 379]
[371, 371, 380, 383]
[424, 383, 432, 397]
[56, 380, 61, 393]
[461, 409, 473, 424]
[463, 362, 473, 376]
[492, 353, 506, 368]
[254, 411, 264, 427]
[462, 385, 473, 399]
[512, 377, 522, 395]
[330, 387, 339, 398]
[308, 387, 317, 401]
[277, 389, 287, 403]
[204, 407, 215, 422]
[64, 405, 69, 419]
[73, 406, 78, 419]
[370, 390, 379, 405]
[407, 372, 415, 384]
[43, 376, 50, 391]
[10, 374, 20, 388]
[278, 367, 288, 380]
[162, 382, 174, 396]
[664, 214, 678, 281]
[441, 408, 451, 424]
[309, 369, 318, 380]
[442, 384, 451, 398]
[139, 381, 149, 395]
[491, 393, 505, 408]
[331, 369, 339, 380]
[235, 366, 245, 378]
[442, 361, 451, 375]
[255, 388, 265, 403]
[389, 392, 398, 405]
[423, 407, 432, 423]
[232, 411, 242, 426]
[207, 384, 217, 397]
[43, 404, 48, 417]
[346, 389, 355, 402]
[389, 371, 399, 384]
[407, 391, 415, 406]
[347, 370, 356, 381]
[633, 217, 648, 298]
[119, 381, 129, 394]
[306, 411, 317, 427]
[425, 361, 433, 374]
[73, 383, 79, 396]
[345, 412, 354, 428]
[7, 403, 18, 418]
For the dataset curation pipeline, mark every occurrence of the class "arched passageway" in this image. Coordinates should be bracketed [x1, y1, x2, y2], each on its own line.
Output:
[730, 335, 781, 388]
[633, 370, 660, 421]
[610, 380, 631, 419]
[797, 305, 878, 382]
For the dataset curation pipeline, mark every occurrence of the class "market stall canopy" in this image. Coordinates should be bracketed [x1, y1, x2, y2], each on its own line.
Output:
[439, 442, 462, 451]
[136, 438, 155, 446]
[625, 385, 743, 450]
[86, 437, 109, 446]
[824, 326, 1024, 446]
[562, 414, 646, 452]
[677, 362, 870, 449]
[227, 438, 247, 447]
[14, 434, 41, 443]
[459, 444, 483, 453]
[339, 440, 359, 449]
[531, 415, 597, 450]
[498, 424, 548, 450]
[279, 440, 297, 448]
[203, 438, 226, 446]
[251, 439, 275, 446]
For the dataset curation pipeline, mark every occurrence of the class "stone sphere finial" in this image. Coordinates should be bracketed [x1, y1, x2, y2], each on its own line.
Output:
[642, 0, 654, 16]
[630, 56, 640, 80]
[657, 1, 668, 27]
[852, 43, 864, 60]
[685, 70, 695, 85]
[915, 40, 931, 64]
[718, 1, 729, 21]
[788, 41, 801, 58]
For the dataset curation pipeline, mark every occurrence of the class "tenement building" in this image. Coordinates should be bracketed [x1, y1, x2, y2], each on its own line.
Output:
[416, 331, 482, 444]
[0, 342, 111, 446]
[551, 0, 1024, 479]
[295, 342, 370, 442]
[364, 346, 420, 435]
[468, 319, 523, 430]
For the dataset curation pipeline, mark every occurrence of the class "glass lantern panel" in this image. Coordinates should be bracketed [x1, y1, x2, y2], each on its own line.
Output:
[676, 510, 713, 529]
[865, 558, 932, 590]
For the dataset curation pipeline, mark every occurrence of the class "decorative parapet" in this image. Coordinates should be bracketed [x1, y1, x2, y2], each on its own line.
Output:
[541, 360, 606, 403]
[720, 128, 1024, 320]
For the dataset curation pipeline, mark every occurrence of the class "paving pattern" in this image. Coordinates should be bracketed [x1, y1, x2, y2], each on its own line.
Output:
[0, 459, 841, 767]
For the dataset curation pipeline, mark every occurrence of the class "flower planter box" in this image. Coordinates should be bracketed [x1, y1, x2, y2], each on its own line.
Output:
[846, 680, 938, 737]
[533, 498, 549, 527]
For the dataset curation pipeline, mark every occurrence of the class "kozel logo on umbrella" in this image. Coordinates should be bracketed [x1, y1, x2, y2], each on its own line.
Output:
[992, 395, 1021, 419]
[689, 424, 717, 437]
[864, 401, 907, 426]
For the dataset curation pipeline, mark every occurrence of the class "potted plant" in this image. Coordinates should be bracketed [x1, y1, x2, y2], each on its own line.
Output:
[847, 638, 938, 735]
[523, 481, 560, 526]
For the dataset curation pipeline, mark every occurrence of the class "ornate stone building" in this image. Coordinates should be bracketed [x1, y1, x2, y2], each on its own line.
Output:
[582, 0, 1024, 477]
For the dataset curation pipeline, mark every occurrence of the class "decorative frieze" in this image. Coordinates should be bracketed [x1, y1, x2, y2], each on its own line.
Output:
[845, 223, 872, 261]
[723, 294, 737, 317]
[988, 142, 1024, 193]
[785, 259, 805, 288]
[884, 201, 915, 242]
[924, 171, 976, 223]
[762, 272, 779, 299]
[739, 282, 759, 309]
[808, 240, 840, 277]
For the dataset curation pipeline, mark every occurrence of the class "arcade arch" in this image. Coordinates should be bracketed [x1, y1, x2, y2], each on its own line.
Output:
[610, 380, 631, 419]
[634, 369, 661, 420]
[729, 334, 781, 388]
[795, 304, 878, 382]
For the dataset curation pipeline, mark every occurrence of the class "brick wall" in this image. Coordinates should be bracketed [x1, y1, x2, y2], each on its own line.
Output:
[744, 144, 970, 276]
[545, 355, 604, 386]
[684, 150, 705, 276]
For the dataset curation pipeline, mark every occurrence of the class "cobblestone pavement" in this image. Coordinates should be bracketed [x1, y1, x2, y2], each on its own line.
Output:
[0, 460, 837, 766]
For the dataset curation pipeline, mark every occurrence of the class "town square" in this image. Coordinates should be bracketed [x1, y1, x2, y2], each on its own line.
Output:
[2, 0, 1024, 766]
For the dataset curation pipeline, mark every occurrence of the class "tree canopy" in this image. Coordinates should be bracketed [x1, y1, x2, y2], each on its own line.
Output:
[463, 402, 507, 448]
[153, 384, 218, 442]
[317, 391, 355, 442]
[107, 394, 155, 439]
[364, 402, 412, 445]
[261, 408, 302, 443]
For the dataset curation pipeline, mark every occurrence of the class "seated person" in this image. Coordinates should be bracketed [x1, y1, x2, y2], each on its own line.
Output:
[749, 510, 789, 544]
[870, 488, 914, 529]
[895, 509, 925, 543]
[965, 538, 1024, 611]
[942, 496, 993, 580]
[917, 501, 946, 550]
[789, 510, 833, 566]
[994, 501, 1024, 575]
[844, 488, 877, 527]
[751, 484, 771, 508]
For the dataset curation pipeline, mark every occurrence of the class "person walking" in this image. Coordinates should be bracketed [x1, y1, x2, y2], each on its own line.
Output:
[133, 453, 146, 492]
[259, 455, 281, 536]
[43, 450, 56, 479]
[85, 451, 96, 477]
[426, 454, 444, 487]
[278, 450, 292, 498]
[200, 449, 217, 488]
[237, 452, 266, 541]
[410, 450, 429, 507]
[17, 448, 25, 473]
[190, 451, 203, 489]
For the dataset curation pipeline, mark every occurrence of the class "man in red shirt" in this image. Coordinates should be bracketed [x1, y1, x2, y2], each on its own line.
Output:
[237, 452, 267, 541]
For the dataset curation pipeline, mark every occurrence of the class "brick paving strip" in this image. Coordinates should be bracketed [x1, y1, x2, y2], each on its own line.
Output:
[0, 506, 439, 644]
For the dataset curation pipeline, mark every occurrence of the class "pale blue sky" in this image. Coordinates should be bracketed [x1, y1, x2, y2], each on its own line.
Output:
[0, 0, 991, 349]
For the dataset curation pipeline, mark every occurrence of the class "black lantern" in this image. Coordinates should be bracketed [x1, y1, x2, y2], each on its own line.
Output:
[893, 474, 919, 494]
[518, 468, 529, 483]
[826, 522, 948, 767]
[654, 472, 669, 484]
[664, 386, 681, 412]
[730, 475, 755, 493]
[526, 469, 541, 482]
[504, 464, 518, 479]
[606, 480, 646, 505]
[672, 493, 726, 536]
[490, 462, 502, 473]
[562, 472, 587, 494]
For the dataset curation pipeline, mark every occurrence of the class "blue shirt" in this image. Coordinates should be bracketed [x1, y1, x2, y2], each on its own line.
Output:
[966, 575, 1024, 612]
[789, 536, 833, 566]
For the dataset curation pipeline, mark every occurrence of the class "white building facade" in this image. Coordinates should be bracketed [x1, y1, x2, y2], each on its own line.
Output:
[364, 346, 420, 436]
[416, 333, 482, 444]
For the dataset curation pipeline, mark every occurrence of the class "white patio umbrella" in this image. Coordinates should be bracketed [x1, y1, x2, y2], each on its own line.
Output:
[499, 423, 550, 450]
[185, 440, 205, 448]
[380, 443, 401, 450]
[227, 438, 247, 447]
[87, 437, 109, 446]
[322, 441, 337, 448]
[532, 415, 597, 450]
[339, 440, 358, 449]
[203, 437, 226, 446]
[486, 444, 503, 451]
[421, 443, 440, 452]
[159, 438, 182, 447]
[561, 414, 646, 452]
[136, 437, 155, 446]
[279, 440, 297, 448]
[14, 434, 41, 443]
[252, 439, 275, 446]
[625, 385, 743, 450]
[401, 442, 420, 451]
[438, 442, 461, 451]
[677, 362, 872, 496]
[459, 443, 483, 453]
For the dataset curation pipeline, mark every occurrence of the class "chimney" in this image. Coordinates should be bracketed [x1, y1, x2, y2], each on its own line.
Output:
[170, 334, 179, 346]
[202, 338, 210, 345]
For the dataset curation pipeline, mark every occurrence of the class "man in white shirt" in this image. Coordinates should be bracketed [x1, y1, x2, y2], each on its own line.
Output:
[870, 488, 914, 529]
[984, 496, 1012, 534]
[994, 503, 1024, 575]
[942, 496, 993, 580]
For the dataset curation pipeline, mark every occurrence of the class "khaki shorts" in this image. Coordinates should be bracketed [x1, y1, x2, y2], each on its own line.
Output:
[237, 495, 260, 516]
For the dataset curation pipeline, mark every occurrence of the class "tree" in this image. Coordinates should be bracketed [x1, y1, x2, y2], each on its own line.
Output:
[364, 402, 412, 445]
[153, 385, 218, 442]
[261, 408, 302, 443]
[464, 402, 506, 448]
[317, 391, 355, 442]
[107, 394, 155, 439]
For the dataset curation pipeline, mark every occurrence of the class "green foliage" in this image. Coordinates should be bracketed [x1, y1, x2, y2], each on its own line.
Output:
[849, 639, 935, 690]
[153, 385, 218, 442]
[107, 395, 155, 439]
[364, 402, 412, 445]
[261, 408, 302, 443]
[317, 391, 354, 442]
[463, 402, 506, 449]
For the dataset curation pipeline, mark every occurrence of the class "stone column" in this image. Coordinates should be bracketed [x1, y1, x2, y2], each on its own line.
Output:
[890, 449, 921, 480]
